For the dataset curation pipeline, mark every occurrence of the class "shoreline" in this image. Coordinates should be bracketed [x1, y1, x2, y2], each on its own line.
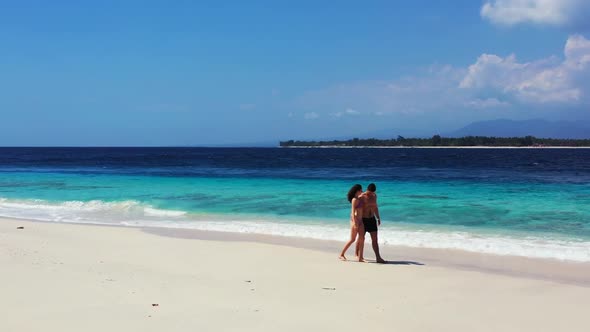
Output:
[280, 145, 590, 149]
[2, 195, 588, 263]
[147, 226, 590, 286]
[4, 217, 590, 286]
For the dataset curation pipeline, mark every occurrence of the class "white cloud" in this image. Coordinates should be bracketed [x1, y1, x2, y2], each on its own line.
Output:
[332, 108, 361, 117]
[294, 65, 468, 117]
[465, 98, 510, 109]
[481, 0, 590, 26]
[565, 34, 590, 69]
[460, 35, 590, 103]
[304, 112, 319, 120]
[288, 36, 589, 125]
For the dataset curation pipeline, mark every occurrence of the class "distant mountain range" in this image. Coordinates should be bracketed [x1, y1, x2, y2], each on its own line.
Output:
[445, 119, 590, 139]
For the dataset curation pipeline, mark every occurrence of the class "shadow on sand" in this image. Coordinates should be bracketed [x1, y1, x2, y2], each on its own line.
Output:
[372, 260, 425, 266]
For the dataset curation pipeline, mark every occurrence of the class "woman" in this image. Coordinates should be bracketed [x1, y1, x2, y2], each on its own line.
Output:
[339, 184, 366, 262]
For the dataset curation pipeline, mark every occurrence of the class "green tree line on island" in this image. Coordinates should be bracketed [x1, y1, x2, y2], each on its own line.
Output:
[280, 135, 590, 147]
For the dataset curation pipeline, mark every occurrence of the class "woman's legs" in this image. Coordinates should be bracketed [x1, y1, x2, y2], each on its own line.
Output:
[357, 224, 366, 262]
[339, 225, 358, 260]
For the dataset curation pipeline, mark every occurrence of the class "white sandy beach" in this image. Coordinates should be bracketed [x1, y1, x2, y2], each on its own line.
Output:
[2, 218, 589, 332]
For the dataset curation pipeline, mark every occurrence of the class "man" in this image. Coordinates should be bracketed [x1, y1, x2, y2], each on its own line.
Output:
[356, 183, 386, 263]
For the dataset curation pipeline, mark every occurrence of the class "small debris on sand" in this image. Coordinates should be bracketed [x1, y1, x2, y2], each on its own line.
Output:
[16, 227, 24, 230]
[152, 304, 159, 307]
[322, 287, 336, 291]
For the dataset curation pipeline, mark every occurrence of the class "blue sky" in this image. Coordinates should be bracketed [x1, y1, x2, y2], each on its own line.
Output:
[1, 0, 589, 146]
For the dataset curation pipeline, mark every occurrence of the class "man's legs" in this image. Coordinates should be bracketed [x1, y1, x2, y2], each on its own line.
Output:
[369, 231, 385, 263]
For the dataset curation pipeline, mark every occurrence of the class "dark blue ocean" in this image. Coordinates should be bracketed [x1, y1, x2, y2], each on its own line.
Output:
[1, 147, 589, 261]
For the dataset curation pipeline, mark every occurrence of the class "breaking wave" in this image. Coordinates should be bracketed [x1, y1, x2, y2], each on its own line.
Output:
[1, 197, 589, 262]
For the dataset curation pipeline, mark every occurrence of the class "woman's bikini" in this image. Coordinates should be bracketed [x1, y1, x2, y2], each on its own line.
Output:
[351, 197, 364, 226]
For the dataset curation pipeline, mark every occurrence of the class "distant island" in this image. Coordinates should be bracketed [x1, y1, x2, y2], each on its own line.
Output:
[280, 135, 590, 148]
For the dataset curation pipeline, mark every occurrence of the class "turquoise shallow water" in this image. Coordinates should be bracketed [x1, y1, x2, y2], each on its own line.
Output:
[1, 147, 590, 261]
[1, 171, 590, 237]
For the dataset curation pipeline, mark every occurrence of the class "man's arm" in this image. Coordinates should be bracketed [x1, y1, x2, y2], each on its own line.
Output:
[375, 206, 381, 225]
[374, 195, 381, 225]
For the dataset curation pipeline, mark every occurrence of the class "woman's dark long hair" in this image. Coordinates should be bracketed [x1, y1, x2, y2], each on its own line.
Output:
[347, 184, 362, 203]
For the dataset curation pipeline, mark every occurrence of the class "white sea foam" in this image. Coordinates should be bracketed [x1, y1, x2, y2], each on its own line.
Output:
[144, 207, 187, 217]
[0, 198, 186, 224]
[1, 197, 589, 262]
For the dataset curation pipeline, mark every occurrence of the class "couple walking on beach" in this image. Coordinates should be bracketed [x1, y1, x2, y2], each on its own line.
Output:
[339, 183, 386, 263]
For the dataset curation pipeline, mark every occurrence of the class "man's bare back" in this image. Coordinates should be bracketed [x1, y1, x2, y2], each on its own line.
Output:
[362, 192, 377, 219]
